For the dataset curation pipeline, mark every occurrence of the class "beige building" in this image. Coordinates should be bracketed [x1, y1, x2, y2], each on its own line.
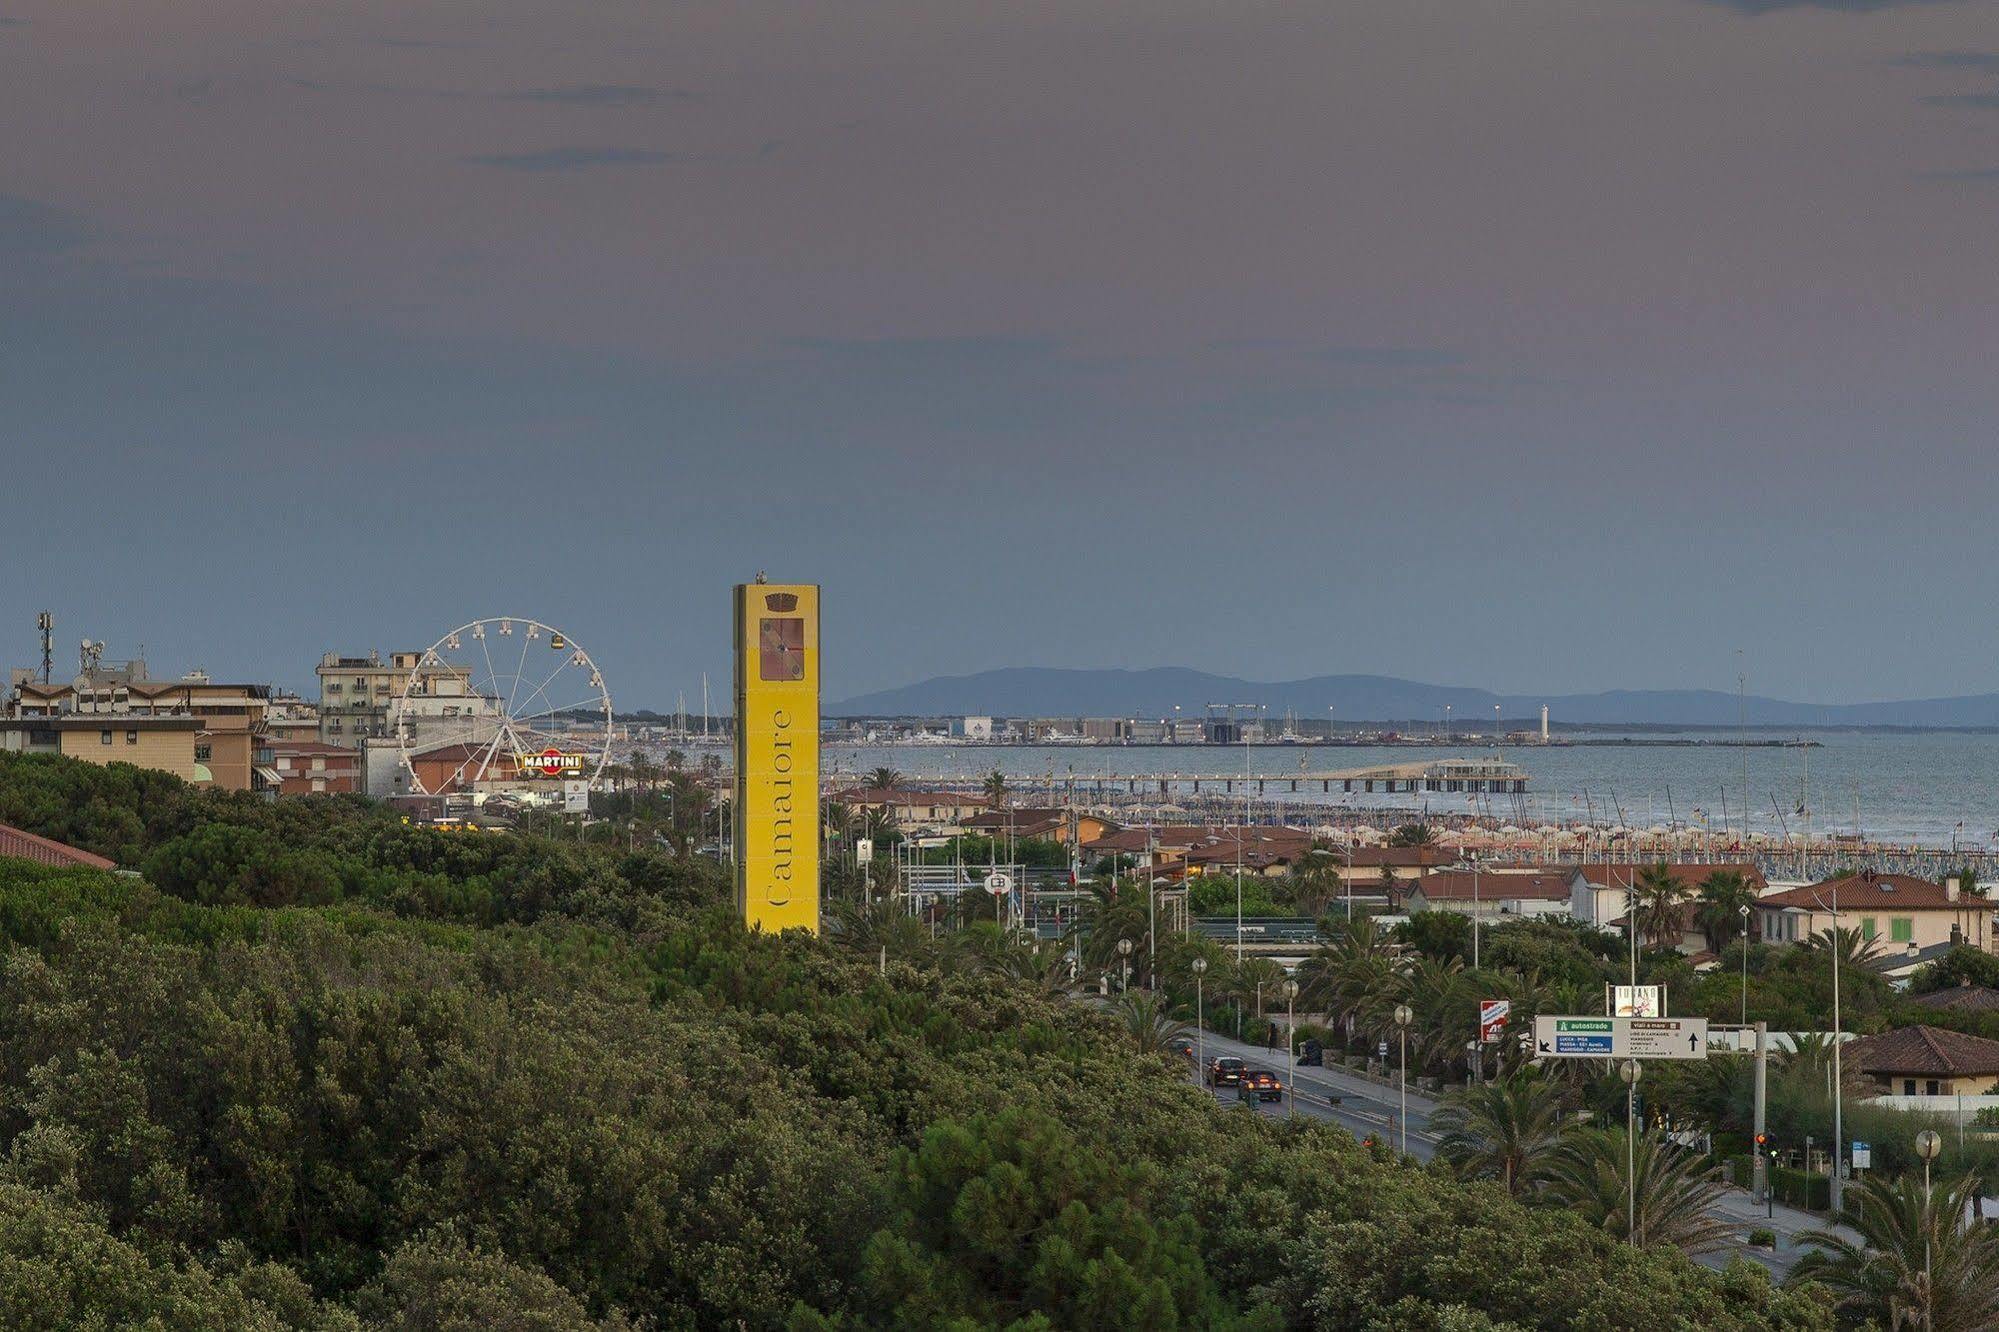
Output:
[317, 651, 494, 753]
[5, 669, 273, 792]
[0, 715, 203, 780]
[1755, 873, 1993, 953]
[1846, 1025, 1999, 1098]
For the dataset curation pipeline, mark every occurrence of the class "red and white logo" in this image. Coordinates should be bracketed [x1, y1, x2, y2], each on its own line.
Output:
[535, 748, 566, 776]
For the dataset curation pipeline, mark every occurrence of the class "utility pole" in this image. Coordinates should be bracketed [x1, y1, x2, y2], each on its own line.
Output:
[1752, 1021, 1769, 1204]
[36, 611, 53, 684]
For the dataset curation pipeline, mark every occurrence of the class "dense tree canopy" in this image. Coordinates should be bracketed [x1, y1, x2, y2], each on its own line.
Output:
[0, 753, 1829, 1327]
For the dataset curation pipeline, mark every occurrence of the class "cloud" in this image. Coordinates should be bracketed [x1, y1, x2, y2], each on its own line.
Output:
[1922, 93, 1999, 109]
[1892, 52, 1999, 71]
[461, 146, 673, 172]
[1702, 0, 1965, 11]
[1914, 167, 1999, 180]
[500, 85, 691, 107]
[0, 195, 89, 266]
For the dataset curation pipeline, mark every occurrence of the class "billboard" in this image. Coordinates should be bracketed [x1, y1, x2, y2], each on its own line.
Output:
[734, 581, 820, 934]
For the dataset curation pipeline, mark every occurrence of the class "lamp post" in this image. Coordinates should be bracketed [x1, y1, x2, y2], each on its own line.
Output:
[1283, 979, 1300, 1118]
[1738, 903, 1751, 1026]
[1917, 1128, 1942, 1331]
[1620, 1059, 1643, 1246]
[1192, 956, 1208, 1085]
[1117, 936, 1133, 994]
[1393, 1003, 1413, 1156]
[1471, 852, 1482, 971]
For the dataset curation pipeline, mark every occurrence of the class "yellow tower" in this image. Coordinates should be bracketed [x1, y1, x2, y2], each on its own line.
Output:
[733, 579, 821, 933]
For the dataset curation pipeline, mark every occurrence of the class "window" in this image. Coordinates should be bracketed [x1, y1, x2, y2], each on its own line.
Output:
[311, 778, 326, 793]
[125, 731, 138, 745]
[1905, 1079, 1917, 1095]
[312, 757, 325, 772]
[99, 730, 112, 746]
[1927, 1080, 1941, 1096]
[326, 683, 342, 694]
[1861, 917, 1877, 940]
[1891, 918, 1914, 943]
[194, 744, 211, 763]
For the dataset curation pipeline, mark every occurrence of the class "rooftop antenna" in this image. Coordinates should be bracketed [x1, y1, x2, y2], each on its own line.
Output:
[36, 611, 52, 684]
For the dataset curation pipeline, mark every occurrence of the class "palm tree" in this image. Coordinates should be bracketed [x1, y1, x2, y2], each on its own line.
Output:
[1288, 849, 1345, 921]
[1791, 1172, 1999, 1331]
[1295, 917, 1399, 1051]
[866, 766, 904, 792]
[982, 768, 1009, 807]
[1694, 869, 1756, 953]
[1632, 862, 1684, 950]
[1432, 1071, 1572, 1195]
[826, 894, 932, 964]
[1545, 1127, 1736, 1255]
[1115, 991, 1192, 1055]
[1388, 823, 1436, 848]
[1809, 924, 1886, 971]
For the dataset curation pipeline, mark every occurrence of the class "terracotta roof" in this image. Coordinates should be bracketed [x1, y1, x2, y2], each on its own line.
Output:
[1572, 863, 1767, 893]
[0, 823, 116, 871]
[1845, 1025, 1999, 1078]
[1758, 874, 1971, 912]
[1346, 846, 1453, 868]
[1908, 986, 1999, 1014]
[1415, 870, 1571, 903]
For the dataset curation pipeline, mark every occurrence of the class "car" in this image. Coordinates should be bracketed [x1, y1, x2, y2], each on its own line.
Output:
[1168, 1036, 1197, 1063]
[1206, 1056, 1246, 1088]
[1235, 1069, 1283, 1104]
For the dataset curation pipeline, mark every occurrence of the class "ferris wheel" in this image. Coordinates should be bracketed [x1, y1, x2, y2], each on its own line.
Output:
[395, 617, 613, 796]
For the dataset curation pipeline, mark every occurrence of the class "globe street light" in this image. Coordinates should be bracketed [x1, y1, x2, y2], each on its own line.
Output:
[1191, 956, 1209, 1087]
[1918, 1127, 1943, 1324]
[1620, 1059, 1643, 1246]
[1282, 978, 1300, 1118]
[1738, 902, 1752, 1026]
[1393, 1003, 1414, 1155]
[1117, 936, 1133, 994]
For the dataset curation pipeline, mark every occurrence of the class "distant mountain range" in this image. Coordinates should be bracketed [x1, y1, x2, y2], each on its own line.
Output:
[829, 667, 1999, 729]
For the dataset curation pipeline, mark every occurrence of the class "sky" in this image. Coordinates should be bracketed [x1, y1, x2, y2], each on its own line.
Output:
[3, 0, 1997, 709]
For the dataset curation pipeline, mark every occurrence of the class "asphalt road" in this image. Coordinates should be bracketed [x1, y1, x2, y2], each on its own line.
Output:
[1184, 1024, 1439, 1160]
[1179, 1023, 1853, 1280]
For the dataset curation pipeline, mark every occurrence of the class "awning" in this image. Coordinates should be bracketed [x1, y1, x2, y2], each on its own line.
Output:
[255, 765, 282, 787]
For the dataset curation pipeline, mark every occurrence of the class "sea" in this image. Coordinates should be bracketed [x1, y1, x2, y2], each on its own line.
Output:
[819, 731, 1999, 852]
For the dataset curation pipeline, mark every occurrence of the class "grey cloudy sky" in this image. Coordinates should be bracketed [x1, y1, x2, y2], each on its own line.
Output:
[3, 0, 1997, 706]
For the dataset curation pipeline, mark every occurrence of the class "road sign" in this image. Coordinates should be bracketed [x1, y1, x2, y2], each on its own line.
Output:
[1852, 1141, 1871, 1170]
[1479, 999, 1511, 1042]
[983, 871, 1013, 897]
[855, 838, 874, 865]
[1377, 1040, 1389, 1059]
[1533, 1015, 1709, 1060]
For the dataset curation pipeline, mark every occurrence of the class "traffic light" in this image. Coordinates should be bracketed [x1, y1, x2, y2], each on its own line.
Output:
[1754, 1132, 1767, 1148]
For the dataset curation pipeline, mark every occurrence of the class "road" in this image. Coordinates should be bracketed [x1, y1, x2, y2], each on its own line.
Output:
[1185, 1023, 1439, 1159]
[1181, 1023, 1852, 1279]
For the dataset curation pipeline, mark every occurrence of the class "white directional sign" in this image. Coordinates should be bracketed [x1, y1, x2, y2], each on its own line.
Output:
[1533, 1015, 1709, 1061]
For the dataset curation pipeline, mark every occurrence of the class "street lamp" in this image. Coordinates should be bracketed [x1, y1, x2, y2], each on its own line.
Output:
[1918, 1128, 1942, 1328]
[1283, 979, 1300, 1119]
[1738, 903, 1751, 1026]
[1192, 956, 1208, 1085]
[1620, 1060, 1643, 1246]
[1117, 937, 1134, 993]
[1393, 1003, 1413, 1156]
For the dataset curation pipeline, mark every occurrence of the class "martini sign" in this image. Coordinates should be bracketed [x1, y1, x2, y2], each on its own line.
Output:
[518, 747, 587, 778]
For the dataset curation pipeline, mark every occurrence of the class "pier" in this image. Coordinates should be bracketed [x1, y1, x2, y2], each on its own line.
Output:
[832, 756, 1528, 798]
